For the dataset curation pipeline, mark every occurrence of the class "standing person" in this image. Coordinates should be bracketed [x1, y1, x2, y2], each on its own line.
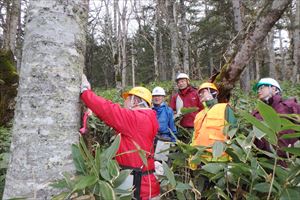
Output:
[191, 82, 236, 166]
[169, 73, 203, 129]
[152, 86, 177, 163]
[252, 78, 300, 167]
[80, 75, 160, 200]
[152, 86, 177, 142]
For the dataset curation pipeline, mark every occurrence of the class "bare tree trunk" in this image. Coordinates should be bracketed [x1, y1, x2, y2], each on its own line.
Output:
[255, 52, 260, 80]
[278, 29, 286, 80]
[3, 0, 21, 56]
[268, 29, 277, 78]
[3, 0, 88, 198]
[159, 32, 167, 80]
[166, 0, 181, 80]
[153, 0, 159, 81]
[120, 0, 129, 88]
[114, 0, 122, 90]
[131, 41, 136, 87]
[292, 0, 300, 83]
[217, 0, 292, 102]
[180, 0, 189, 75]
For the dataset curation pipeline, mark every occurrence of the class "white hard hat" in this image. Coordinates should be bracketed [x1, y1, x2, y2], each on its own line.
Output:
[253, 78, 282, 92]
[176, 73, 189, 81]
[152, 86, 166, 96]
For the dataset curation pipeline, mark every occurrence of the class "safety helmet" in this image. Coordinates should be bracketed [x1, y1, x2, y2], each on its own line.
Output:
[198, 82, 218, 92]
[152, 86, 166, 96]
[253, 78, 282, 92]
[122, 86, 152, 106]
[176, 73, 190, 81]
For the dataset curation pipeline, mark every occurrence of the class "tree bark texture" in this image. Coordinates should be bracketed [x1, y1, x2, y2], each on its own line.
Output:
[268, 29, 277, 78]
[217, 0, 292, 102]
[3, 0, 88, 199]
[292, 0, 300, 83]
[3, 0, 21, 55]
[180, 0, 189, 75]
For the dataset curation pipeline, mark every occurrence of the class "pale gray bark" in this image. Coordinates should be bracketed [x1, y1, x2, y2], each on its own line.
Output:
[232, 0, 250, 92]
[268, 29, 277, 78]
[166, 0, 181, 80]
[131, 41, 136, 87]
[292, 0, 300, 83]
[114, 0, 122, 90]
[278, 29, 286, 80]
[121, 0, 128, 88]
[255, 52, 260, 80]
[153, 1, 159, 81]
[3, 0, 21, 55]
[180, 0, 189, 75]
[3, 0, 88, 199]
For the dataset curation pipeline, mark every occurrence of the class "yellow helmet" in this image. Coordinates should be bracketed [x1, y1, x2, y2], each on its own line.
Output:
[122, 86, 152, 106]
[198, 82, 218, 92]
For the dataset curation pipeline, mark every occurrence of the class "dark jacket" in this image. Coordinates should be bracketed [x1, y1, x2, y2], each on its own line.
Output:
[252, 94, 299, 166]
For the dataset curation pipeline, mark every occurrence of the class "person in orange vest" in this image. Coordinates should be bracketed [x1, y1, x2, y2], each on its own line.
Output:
[190, 82, 236, 167]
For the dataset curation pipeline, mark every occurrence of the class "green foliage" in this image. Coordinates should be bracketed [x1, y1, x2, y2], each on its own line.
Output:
[0, 126, 11, 199]
[158, 98, 300, 200]
[52, 135, 133, 200]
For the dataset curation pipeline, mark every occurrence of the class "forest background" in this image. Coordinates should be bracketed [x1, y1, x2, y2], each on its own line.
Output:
[0, 0, 300, 199]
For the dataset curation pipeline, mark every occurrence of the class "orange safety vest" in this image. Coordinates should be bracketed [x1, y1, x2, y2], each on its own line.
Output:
[192, 103, 230, 162]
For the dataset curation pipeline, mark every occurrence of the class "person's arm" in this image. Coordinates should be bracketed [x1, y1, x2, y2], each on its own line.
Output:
[81, 90, 135, 135]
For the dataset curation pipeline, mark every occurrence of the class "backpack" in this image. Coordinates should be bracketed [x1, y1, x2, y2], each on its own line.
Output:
[282, 98, 300, 114]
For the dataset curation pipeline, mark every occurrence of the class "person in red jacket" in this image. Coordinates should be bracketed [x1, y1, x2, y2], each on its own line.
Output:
[80, 75, 160, 200]
[169, 73, 203, 129]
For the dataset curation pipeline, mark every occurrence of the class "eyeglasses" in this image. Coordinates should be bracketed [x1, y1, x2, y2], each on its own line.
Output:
[257, 85, 269, 92]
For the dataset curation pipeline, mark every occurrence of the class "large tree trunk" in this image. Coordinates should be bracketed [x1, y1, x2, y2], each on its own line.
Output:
[166, 0, 181, 80]
[153, 0, 159, 81]
[216, 0, 292, 102]
[3, 0, 88, 198]
[292, 0, 300, 83]
[3, 0, 21, 56]
[268, 29, 277, 78]
[180, 0, 189, 75]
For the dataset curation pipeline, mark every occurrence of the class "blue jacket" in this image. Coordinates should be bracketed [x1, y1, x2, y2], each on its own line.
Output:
[153, 102, 177, 142]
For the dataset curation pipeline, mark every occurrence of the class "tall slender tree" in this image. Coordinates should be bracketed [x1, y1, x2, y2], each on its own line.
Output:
[3, 0, 88, 198]
[292, 0, 300, 83]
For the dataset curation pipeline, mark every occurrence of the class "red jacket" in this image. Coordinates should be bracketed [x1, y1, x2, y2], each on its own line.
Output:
[170, 86, 203, 128]
[81, 90, 160, 199]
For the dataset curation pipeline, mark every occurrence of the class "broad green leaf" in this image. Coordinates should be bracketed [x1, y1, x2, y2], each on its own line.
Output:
[162, 161, 176, 187]
[73, 175, 97, 191]
[227, 127, 238, 139]
[212, 141, 225, 158]
[51, 192, 69, 200]
[215, 186, 230, 200]
[137, 149, 148, 167]
[202, 163, 225, 174]
[100, 164, 111, 181]
[279, 118, 300, 132]
[50, 179, 69, 189]
[176, 191, 186, 200]
[95, 144, 101, 173]
[281, 132, 300, 139]
[280, 188, 300, 200]
[103, 134, 121, 160]
[71, 144, 86, 175]
[241, 111, 277, 145]
[113, 169, 132, 188]
[257, 101, 281, 132]
[99, 180, 116, 200]
[282, 147, 300, 156]
[253, 182, 276, 193]
[175, 182, 192, 192]
[253, 126, 265, 139]
[108, 160, 120, 179]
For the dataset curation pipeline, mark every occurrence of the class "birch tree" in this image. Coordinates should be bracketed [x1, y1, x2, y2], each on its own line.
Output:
[268, 29, 277, 78]
[3, 0, 88, 198]
[216, 0, 292, 102]
[292, 0, 300, 83]
[2, 0, 21, 55]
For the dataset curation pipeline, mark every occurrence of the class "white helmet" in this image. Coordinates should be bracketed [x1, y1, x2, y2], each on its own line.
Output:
[253, 78, 282, 92]
[176, 73, 189, 81]
[152, 86, 166, 96]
